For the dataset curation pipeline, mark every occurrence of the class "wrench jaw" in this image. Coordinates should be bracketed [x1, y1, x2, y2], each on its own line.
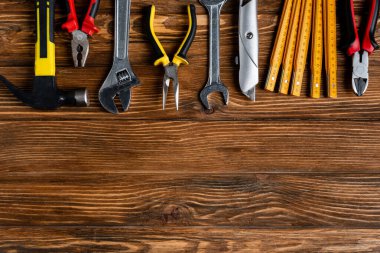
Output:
[99, 65, 139, 114]
[199, 0, 228, 8]
[200, 82, 229, 110]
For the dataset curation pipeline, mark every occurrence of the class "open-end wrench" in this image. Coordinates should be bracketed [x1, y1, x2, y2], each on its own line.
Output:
[199, 0, 229, 110]
[99, 0, 139, 114]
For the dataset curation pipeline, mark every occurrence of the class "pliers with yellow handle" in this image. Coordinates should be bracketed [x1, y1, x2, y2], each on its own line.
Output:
[145, 4, 197, 110]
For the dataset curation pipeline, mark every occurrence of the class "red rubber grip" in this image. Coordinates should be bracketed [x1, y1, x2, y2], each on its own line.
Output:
[61, 0, 79, 33]
[362, 0, 380, 54]
[81, 0, 100, 36]
[346, 0, 361, 56]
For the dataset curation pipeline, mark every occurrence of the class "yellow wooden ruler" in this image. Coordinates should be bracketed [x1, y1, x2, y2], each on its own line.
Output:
[291, 0, 313, 97]
[265, 0, 294, 92]
[310, 0, 323, 99]
[323, 0, 338, 98]
[279, 0, 302, 95]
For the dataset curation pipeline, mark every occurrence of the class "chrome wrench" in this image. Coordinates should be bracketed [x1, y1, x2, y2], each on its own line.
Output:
[99, 0, 139, 114]
[237, 0, 259, 101]
[199, 0, 229, 110]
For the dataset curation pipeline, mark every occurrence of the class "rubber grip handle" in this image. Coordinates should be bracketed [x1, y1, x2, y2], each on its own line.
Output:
[362, 0, 380, 54]
[62, 0, 79, 33]
[35, 0, 56, 77]
[340, 0, 360, 56]
[82, 0, 100, 36]
[144, 5, 170, 66]
[173, 4, 197, 66]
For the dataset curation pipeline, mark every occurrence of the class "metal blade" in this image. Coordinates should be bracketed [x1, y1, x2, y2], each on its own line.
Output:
[173, 80, 179, 110]
[163, 77, 170, 110]
[353, 77, 368, 97]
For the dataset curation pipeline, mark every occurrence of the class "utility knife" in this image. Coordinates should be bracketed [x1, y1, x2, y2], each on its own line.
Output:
[237, 0, 259, 101]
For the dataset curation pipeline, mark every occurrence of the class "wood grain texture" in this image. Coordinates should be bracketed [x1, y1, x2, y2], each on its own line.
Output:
[0, 0, 379, 251]
[0, 228, 379, 253]
[0, 120, 380, 172]
[0, 173, 380, 227]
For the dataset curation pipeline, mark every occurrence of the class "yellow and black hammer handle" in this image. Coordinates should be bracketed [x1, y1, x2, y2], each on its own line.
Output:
[35, 0, 56, 77]
[0, 0, 89, 110]
[145, 4, 197, 67]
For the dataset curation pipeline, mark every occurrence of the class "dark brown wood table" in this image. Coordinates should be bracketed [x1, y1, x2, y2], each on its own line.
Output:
[0, 0, 379, 251]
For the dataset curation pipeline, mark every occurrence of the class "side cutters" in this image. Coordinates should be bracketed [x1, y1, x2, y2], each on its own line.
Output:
[99, 0, 139, 114]
[341, 0, 380, 96]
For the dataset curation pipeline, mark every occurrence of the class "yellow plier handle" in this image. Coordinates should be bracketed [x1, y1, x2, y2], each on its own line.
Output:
[145, 4, 197, 67]
[173, 5, 197, 66]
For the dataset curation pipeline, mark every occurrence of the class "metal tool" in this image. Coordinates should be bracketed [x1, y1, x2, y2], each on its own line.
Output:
[145, 5, 197, 110]
[237, 0, 259, 101]
[62, 0, 100, 68]
[99, 0, 139, 114]
[341, 0, 379, 96]
[0, 0, 89, 110]
[199, 0, 229, 110]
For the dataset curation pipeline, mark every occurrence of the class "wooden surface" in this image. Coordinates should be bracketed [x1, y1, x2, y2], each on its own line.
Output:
[0, 0, 379, 252]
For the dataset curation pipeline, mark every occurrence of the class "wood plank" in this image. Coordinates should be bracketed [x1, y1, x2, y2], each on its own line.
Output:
[0, 227, 379, 252]
[0, 173, 380, 227]
[0, 120, 379, 172]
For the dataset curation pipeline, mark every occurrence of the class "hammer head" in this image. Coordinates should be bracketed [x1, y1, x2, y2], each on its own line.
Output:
[0, 75, 89, 110]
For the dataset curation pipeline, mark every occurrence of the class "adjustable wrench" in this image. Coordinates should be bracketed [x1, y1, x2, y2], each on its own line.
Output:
[237, 0, 259, 101]
[99, 0, 139, 114]
[199, 0, 229, 110]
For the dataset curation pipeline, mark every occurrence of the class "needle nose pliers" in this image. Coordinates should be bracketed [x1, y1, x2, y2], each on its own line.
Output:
[145, 4, 197, 110]
[62, 0, 100, 68]
[341, 0, 380, 96]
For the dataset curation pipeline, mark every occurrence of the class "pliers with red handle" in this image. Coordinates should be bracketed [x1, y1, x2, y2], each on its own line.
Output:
[62, 0, 100, 68]
[341, 0, 380, 96]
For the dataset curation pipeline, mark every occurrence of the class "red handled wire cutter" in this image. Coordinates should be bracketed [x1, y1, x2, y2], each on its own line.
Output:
[342, 0, 379, 96]
[62, 0, 100, 67]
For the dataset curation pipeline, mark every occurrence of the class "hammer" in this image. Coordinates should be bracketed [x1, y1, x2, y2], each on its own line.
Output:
[0, 0, 89, 110]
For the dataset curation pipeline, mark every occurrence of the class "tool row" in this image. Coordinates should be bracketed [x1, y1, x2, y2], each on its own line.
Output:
[265, 0, 379, 99]
[0, 0, 378, 114]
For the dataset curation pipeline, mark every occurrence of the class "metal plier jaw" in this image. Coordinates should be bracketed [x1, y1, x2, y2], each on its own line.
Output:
[145, 4, 197, 110]
[352, 51, 369, 96]
[71, 30, 90, 68]
[163, 64, 180, 110]
[341, 0, 379, 96]
[62, 0, 100, 68]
